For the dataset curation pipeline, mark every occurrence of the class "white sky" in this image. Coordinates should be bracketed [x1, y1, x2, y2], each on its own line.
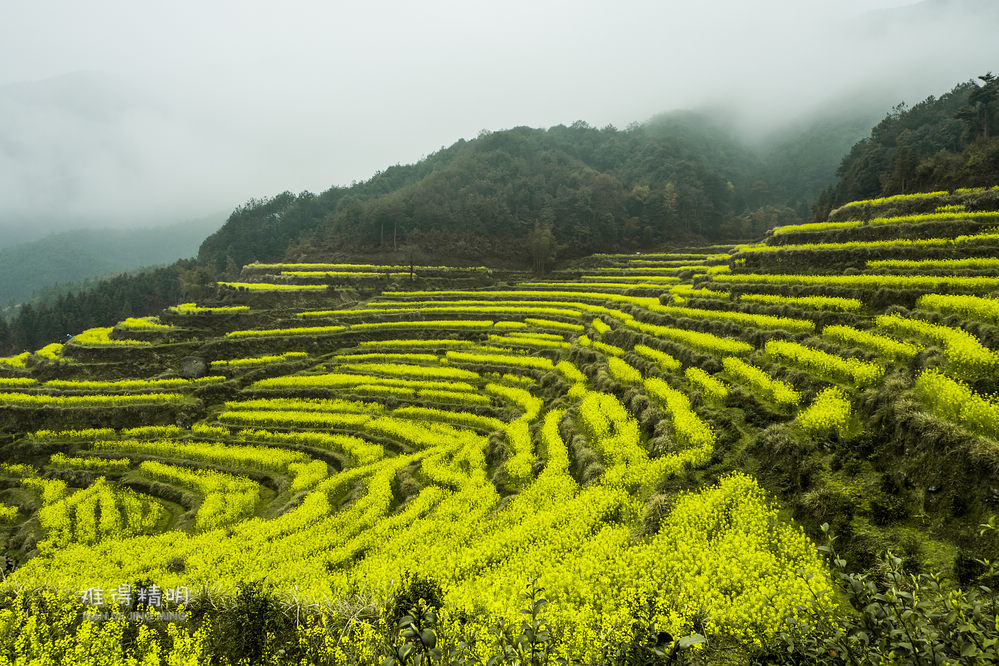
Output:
[0, 0, 996, 237]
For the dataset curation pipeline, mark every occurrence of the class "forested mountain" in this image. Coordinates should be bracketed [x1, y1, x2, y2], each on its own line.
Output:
[199, 114, 844, 273]
[813, 74, 999, 218]
[201, 123, 718, 273]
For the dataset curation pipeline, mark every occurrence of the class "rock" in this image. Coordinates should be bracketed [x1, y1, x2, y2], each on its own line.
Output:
[178, 356, 208, 379]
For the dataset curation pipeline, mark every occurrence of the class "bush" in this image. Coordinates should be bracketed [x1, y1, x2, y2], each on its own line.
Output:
[164, 557, 185, 573]
[212, 581, 293, 664]
[642, 494, 673, 536]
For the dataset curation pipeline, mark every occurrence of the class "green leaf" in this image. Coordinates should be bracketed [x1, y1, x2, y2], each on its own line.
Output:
[420, 628, 437, 649]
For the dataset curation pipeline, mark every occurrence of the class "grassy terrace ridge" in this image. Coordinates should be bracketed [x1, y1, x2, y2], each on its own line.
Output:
[826, 186, 999, 221]
[770, 210, 999, 236]
[733, 230, 999, 253]
[242, 262, 491, 272]
[705, 271, 999, 291]
[4, 187, 999, 663]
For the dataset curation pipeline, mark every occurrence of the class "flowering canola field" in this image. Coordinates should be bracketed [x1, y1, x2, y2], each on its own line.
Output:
[2, 189, 999, 663]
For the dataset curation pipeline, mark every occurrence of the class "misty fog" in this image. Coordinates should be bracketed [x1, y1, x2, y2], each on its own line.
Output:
[1, 0, 997, 247]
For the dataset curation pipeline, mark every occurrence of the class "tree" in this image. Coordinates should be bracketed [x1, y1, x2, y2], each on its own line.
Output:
[0, 316, 12, 355]
[527, 222, 556, 274]
[958, 72, 998, 142]
[224, 255, 240, 279]
[398, 243, 424, 281]
[883, 146, 917, 194]
[178, 263, 217, 301]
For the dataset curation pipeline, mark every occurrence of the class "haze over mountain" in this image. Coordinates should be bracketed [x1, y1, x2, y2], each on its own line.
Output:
[0, 214, 224, 307]
[0, 0, 996, 247]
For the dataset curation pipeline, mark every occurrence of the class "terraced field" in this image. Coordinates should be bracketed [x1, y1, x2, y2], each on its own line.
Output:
[2, 188, 999, 663]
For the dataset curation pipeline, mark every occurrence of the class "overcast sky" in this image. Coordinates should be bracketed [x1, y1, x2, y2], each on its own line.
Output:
[1, 0, 997, 243]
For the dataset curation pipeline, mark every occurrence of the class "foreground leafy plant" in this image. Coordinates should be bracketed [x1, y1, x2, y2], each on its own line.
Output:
[383, 605, 443, 666]
[487, 581, 566, 666]
[771, 524, 999, 664]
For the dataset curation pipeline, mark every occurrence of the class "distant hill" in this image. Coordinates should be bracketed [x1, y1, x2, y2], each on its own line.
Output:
[0, 215, 223, 306]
